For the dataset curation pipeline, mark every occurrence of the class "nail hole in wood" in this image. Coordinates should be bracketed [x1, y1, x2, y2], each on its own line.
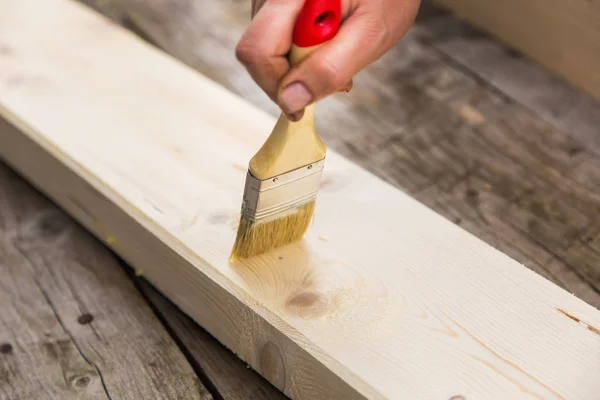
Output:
[78, 313, 94, 325]
[0, 343, 13, 354]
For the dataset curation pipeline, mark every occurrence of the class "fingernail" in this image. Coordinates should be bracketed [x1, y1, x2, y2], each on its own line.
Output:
[281, 82, 312, 113]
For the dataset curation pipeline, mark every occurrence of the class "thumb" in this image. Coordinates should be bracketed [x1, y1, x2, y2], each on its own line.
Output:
[277, 14, 385, 118]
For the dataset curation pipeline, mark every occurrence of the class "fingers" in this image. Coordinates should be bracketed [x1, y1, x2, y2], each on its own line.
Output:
[282, 79, 352, 120]
[277, 13, 384, 117]
[251, 0, 266, 18]
[340, 79, 353, 92]
[235, 0, 306, 102]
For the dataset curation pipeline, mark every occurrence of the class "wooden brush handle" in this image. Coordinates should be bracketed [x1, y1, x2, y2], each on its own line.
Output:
[248, 0, 342, 180]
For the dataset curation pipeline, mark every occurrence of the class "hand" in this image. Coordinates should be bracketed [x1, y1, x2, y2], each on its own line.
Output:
[235, 0, 421, 120]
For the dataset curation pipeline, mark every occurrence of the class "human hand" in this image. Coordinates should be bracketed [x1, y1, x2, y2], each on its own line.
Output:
[235, 0, 421, 121]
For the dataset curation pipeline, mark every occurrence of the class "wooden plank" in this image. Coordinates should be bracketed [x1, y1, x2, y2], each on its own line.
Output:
[433, 0, 600, 99]
[0, 162, 212, 399]
[77, 0, 600, 390]
[136, 279, 288, 400]
[413, 6, 600, 156]
[1, 0, 600, 399]
[83, 0, 600, 307]
[506, 0, 600, 31]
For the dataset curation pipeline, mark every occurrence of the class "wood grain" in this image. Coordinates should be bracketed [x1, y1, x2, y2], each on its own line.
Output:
[0, 162, 211, 399]
[136, 279, 288, 400]
[76, 0, 600, 392]
[433, 0, 600, 99]
[2, 1, 600, 399]
[414, 6, 600, 156]
[77, 0, 600, 307]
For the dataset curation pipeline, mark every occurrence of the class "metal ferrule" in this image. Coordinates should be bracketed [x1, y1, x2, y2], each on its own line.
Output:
[241, 158, 325, 223]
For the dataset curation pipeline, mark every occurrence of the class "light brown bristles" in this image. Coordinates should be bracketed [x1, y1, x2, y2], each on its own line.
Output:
[230, 201, 315, 260]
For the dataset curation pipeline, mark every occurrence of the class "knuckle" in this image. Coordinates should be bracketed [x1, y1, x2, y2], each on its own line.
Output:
[358, 10, 391, 45]
[315, 58, 344, 91]
[367, 21, 389, 45]
[235, 40, 259, 66]
[378, 22, 392, 45]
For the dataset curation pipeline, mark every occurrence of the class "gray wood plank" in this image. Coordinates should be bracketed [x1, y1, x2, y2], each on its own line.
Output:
[0, 163, 212, 400]
[415, 1, 600, 154]
[78, 0, 600, 308]
[0, 219, 109, 399]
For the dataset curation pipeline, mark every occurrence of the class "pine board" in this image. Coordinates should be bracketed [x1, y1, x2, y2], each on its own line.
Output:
[1, 0, 600, 399]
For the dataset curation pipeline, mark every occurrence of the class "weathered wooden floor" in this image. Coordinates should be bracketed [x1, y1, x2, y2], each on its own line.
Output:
[1, 0, 599, 398]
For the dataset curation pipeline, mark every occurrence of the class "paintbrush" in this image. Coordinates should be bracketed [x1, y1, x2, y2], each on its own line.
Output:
[230, 0, 341, 260]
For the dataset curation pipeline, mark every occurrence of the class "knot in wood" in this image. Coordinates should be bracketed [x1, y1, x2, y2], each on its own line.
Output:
[0, 43, 13, 55]
[259, 341, 285, 391]
[37, 210, 69, 237]
[285, 290, 329, 319]
[207, 211, 230, 225]
[20, 209, 70, 242]
[70, 374, 92, 389]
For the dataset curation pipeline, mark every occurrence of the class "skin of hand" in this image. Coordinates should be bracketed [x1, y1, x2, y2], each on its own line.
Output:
[235, 0, 422, 121]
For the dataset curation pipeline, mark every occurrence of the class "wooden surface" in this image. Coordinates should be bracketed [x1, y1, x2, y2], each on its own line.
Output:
[433, 0, 600, 99]
[137, 280, 287, 400]
[415, 10, 600, 156]
[1, 1, 600, 400]
[82, 0, 600, 308]
[0, 0, 598, 398]
[0, 164, 212, 399]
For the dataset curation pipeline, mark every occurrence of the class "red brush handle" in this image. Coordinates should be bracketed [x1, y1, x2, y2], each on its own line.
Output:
[292, 0, 342, 47]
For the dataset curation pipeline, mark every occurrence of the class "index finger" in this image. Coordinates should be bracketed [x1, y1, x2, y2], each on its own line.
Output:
[235, 0, 306, 102]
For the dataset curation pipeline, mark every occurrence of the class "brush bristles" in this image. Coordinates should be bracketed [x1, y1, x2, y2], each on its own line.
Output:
[230, 201, 315, 260]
